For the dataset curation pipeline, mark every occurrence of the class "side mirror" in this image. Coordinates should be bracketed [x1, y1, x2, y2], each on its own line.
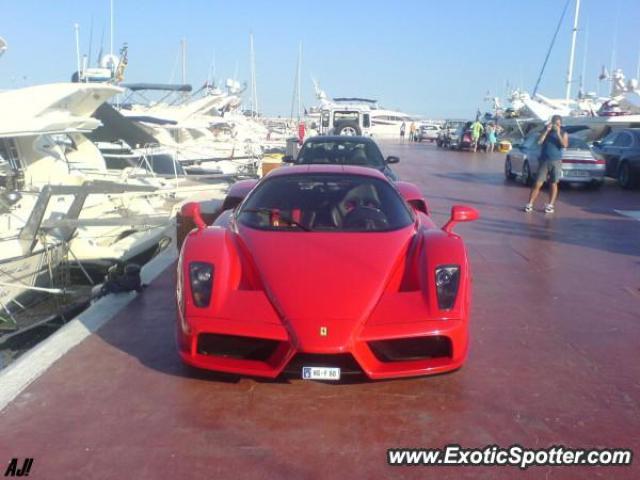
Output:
[592, 140, 601, 148]
[282, 155, 295, 163]
[386, 156, 400, 164]
[181, 202, 206, 230]
[442, 205, 479, 234]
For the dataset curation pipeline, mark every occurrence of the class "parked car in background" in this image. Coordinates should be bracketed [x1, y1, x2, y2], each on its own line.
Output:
[417, 124, 441, 142]
[437, 120, 467, 148]
[504, 129, 605, 187]
[283, 135, 400, 181]
[450, 122, 474, 151]
[591, 128, 640, 189]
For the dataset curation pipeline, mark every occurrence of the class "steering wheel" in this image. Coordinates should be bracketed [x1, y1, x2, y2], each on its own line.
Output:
[342, 205, 389, 230]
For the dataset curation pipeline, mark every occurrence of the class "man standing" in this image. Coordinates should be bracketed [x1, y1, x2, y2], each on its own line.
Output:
[524, 115, 568, 214]
[471, 119, 484, 152]
[409, 122, 416, 142]
[400, 121, 406, 142]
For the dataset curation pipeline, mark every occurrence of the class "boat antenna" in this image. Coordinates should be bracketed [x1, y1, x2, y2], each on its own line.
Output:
[532, 0, 570, 97]
[97, 26, 104, 66]
[74, 23, 82, 81]
[207, 49, 216, 87]
[181, 38, 187, 85]
[87, 15, 94, 66]
[564, 0, 580, 100]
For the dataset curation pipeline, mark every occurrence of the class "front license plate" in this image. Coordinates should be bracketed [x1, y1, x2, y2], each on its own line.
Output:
[302, 366, 341, 380]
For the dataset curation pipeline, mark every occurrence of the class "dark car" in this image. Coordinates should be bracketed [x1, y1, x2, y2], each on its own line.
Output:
[437, 120, 467, 148]
[283, 136, 399, 181]
[592, 128, 640, 188]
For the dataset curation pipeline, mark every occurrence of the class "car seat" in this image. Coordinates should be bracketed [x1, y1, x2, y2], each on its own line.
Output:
[349, 148, 369, 166]
[331, 183, 381, 227]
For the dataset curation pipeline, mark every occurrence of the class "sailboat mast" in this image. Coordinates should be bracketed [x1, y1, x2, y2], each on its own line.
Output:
[110, 0, 114, 57]
[579, 23, 588, 95]
[565, 0, 580, 100]
[250, 33, 258, 118]
[290, 46, 300, 121]
[297, 42, 302, 121]
[181, 38, 187, 85]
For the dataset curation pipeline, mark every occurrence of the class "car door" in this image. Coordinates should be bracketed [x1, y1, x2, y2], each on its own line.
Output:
[516, 132, 539, 174]
[595, 131, 618, 176]
[509, 140, 526, 174]
[611, 131, 634, 173]
[526, 132, 544, 172]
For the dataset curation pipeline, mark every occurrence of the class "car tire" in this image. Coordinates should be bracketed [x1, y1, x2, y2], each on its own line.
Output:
[618, 161, 638, 189]
[336, 123, 361, 136]
[522, 161, 532, 186]
[504, 156, 516, 180]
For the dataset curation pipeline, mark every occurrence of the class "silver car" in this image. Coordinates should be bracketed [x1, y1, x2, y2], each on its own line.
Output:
[417, 124, 441, 142]
[504, 130, 605, 187]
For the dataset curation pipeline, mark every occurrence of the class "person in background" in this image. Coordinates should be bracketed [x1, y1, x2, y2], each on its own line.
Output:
[400, 121, 406, 142]
[524, 114, 568, 214]
[470, 119, 484, 152]
[409, 122, 416, 142]
[485, 122, 497, 153]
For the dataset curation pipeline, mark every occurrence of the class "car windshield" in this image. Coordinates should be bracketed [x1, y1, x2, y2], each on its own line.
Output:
[297, 140, 385, 168]
[237, 173, 413, 232]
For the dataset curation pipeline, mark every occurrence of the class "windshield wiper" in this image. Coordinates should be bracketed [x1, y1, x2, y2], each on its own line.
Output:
[240, 208, 312, 231]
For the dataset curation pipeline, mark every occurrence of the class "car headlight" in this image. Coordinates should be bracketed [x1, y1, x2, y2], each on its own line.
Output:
[189, 262, 214, 307]
[435, 265, 460, 310]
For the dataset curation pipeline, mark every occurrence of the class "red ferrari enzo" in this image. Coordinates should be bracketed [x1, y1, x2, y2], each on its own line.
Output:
[177, 165, 478, 380]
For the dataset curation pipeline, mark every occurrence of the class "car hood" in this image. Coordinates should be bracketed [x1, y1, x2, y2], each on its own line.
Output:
[237, 225, 413, 349]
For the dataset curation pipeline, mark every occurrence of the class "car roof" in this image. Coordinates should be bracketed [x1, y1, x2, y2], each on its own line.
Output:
[267, 164, 387, 180]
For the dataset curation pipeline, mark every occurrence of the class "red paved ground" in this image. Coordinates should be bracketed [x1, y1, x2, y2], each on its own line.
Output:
[1, 142, 639, 479]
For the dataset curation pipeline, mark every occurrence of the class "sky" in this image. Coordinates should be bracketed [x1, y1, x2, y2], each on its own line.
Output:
[1, 0, 639, 118]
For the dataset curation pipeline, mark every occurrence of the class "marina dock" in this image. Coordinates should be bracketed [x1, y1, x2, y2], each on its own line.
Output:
[1, 143, 638, 479]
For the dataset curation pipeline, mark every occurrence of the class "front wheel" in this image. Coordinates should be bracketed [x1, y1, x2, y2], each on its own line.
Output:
[618, 161, 638, 189]
[504, 157, 516, 180]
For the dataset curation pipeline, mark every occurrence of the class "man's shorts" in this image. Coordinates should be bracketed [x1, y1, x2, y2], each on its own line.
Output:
[536, 159, 562, 184]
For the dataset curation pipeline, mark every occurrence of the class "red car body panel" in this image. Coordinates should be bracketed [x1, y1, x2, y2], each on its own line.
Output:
[177, 165, 476, 380]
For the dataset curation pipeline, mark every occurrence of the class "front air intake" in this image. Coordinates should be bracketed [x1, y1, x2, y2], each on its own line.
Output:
[196, 333, 280, 361]
[369, 336, 452, 362]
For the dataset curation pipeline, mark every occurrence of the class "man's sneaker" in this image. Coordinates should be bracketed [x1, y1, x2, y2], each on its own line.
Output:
[524, 203, 533, 213]
[544, 203, 555, 214]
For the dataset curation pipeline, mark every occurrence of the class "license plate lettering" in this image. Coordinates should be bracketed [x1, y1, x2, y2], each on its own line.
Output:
[302, 366, 341, 380]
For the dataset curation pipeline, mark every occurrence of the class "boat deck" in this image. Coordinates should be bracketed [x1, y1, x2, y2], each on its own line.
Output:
[1, 142, 639, 479]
